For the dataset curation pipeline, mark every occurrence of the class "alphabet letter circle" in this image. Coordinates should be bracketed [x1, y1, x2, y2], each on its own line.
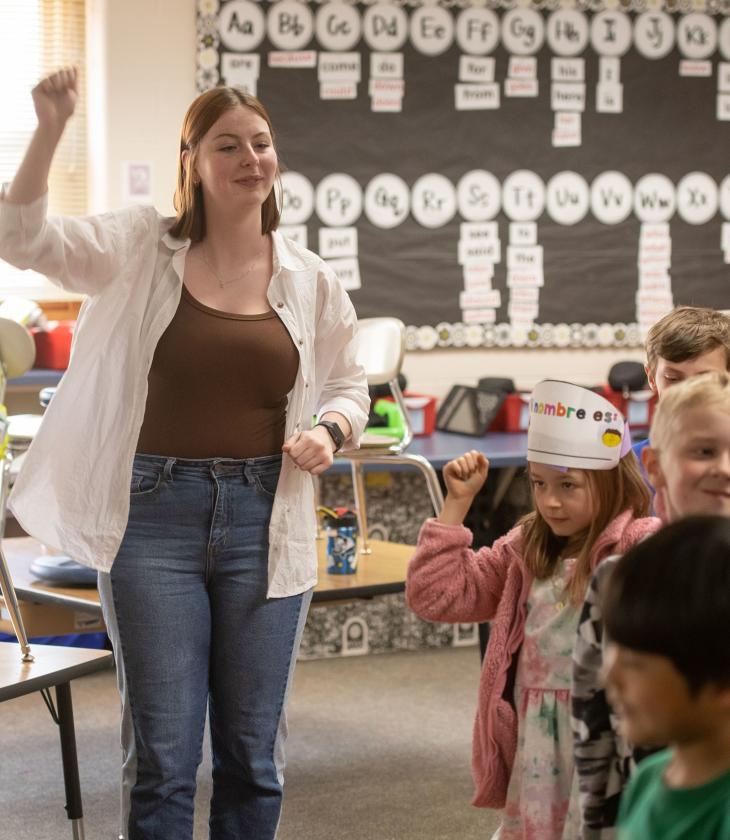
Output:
[267, 0, 314, 50]
[546, 10, 589, 57]
[315, 2, 362, 52]
[218, 0, 266, 52]
[411, 174, 457, 229]
[457, 170, 501, 222]
[315, 174, 363, 227]
[633, 174, 676, 223]
[501, 9, 545, 56]
[590, 11, 632, 57]
[364, 173, 410, 229]
[456, 8, 500, 56]
[676, 172, 718, 225]
[410, 6, 455, 57]
[590, 171, 633, 225]
[279, 172, 315, 226]
[721, 174, 730, 221]
[502, 170, 546, 222]
[720, 17, 730, 61]
[634, 12, 675, 60]
[546, 172, 589, 226]
[363, 3, 408, 52]
[676, 13, 717, 60]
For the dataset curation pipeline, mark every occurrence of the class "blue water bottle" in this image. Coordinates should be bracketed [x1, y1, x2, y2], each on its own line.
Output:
[323, 508, 359, 574]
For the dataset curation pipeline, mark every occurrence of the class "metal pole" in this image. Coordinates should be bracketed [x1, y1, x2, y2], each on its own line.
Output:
[0, 453, 33, 661]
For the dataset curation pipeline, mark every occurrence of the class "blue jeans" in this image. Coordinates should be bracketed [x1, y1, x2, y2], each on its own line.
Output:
[100, 453, 312, 840]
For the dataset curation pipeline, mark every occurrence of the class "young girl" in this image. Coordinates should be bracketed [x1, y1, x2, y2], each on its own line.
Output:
[406, 381, 660, 840]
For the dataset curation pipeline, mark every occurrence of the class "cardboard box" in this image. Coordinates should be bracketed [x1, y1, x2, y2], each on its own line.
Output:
[0, 597, 105, 638]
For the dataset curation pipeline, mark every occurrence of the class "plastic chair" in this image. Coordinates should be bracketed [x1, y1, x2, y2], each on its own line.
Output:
[341, 317, 444, 553]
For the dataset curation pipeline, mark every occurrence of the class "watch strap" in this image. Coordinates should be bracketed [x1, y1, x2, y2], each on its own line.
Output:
[315, 420, 345, 452]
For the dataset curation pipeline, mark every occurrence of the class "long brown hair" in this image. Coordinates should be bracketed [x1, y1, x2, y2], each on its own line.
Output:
[169, 87, 281, 242]
[520, 453, 651, 606]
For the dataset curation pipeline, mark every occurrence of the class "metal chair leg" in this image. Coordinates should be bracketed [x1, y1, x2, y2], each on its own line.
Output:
[351, 453, 444, 516]
[409, 457, 445, 516]
[0, 454, 33, 661]
[350, 461, 371, 554]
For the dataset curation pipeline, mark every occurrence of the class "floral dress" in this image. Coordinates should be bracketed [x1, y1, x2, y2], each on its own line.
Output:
[498, 559, 582, 840]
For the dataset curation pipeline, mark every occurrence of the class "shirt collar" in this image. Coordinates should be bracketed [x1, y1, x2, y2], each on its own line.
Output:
[160, 224, 318, 274]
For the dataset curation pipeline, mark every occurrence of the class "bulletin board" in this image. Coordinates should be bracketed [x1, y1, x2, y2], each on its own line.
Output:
[196, 0, 730, 349]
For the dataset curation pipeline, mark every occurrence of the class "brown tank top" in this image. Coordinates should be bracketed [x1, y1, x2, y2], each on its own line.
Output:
[136, 285, 299, 458]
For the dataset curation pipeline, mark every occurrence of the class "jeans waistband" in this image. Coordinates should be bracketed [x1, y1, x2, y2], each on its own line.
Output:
[133, 452, 282, 479]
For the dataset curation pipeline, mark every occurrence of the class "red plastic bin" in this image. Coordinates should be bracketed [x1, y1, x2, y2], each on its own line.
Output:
[600, 384, 657, 431]
[31, 321, 74, 370]
[490, 392, 531, 432]
[382, 391, 438, 436]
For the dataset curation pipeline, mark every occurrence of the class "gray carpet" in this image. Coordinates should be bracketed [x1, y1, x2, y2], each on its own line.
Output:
[0, 646, 501, 839]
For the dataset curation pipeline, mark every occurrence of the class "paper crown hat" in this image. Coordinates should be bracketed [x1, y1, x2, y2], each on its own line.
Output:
[527, 380, 630, 471]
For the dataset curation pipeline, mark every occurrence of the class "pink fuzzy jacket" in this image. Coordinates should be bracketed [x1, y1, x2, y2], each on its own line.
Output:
[405, 509, 661, 809]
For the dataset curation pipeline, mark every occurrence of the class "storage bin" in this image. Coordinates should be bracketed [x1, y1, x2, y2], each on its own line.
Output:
[31, 321, 74, 370]
[490, 392, 531, 432]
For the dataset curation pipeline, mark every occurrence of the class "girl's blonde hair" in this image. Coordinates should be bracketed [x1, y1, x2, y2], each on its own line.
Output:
[520, 454, 651, 606]
[169, 86, 281, 242]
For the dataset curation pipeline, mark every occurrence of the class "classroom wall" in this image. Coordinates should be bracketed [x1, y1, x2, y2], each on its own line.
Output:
[88, 0, 645, 396]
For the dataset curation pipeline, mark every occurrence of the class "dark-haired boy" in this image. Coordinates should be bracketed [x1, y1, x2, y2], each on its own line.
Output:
[632, 306, 730, 468]
[601, 516, 730, 839]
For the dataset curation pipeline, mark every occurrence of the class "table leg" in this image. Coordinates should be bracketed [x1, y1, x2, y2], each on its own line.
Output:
[55, 682, 86, 840]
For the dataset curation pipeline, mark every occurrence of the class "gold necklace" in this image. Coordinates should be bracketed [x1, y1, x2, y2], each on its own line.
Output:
[199, 242, 267, 289]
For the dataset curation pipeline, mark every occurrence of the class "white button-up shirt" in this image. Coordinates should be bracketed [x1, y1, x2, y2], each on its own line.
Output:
[0, 193, 369, 598]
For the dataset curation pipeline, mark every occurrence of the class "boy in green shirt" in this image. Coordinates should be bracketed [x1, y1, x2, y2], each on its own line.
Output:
[600, 517, 730, 840]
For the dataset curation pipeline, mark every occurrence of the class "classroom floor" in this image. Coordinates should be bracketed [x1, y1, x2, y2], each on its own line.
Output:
[0, 646, 502, 840]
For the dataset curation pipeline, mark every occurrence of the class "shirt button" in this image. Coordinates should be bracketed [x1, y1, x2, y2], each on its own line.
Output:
[298, 339, 304, 346]
[277, 302, 284, 308]
[295, 423, 301, 431]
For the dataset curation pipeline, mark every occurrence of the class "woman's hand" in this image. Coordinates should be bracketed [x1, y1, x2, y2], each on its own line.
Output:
[437, 450, 489, 526]
[32, 67, 78, 130]
[282, 426, 335, 475]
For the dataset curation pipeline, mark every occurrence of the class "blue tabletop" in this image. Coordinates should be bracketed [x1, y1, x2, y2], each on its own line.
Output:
[330, 431, 528, 473]
[8, 368, 64, 388]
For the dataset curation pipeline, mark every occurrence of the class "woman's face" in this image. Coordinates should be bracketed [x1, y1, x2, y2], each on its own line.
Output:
[191, 104, 278, 214]
[528, 463, 595, 538]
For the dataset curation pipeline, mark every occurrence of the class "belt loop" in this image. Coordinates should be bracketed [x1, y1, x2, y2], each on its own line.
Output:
[243, 459, 254, 485]
[163, 457, 175, 481]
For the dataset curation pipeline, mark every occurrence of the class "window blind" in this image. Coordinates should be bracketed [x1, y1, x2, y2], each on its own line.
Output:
[0, 0, 86, 294]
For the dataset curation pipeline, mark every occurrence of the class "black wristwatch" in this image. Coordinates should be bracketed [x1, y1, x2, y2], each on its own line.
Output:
[315, 420, 345, 453]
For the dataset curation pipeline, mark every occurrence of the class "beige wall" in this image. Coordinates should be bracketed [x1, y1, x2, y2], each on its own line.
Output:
[87, 0, 197, 214]
[86, 0, 646, 395]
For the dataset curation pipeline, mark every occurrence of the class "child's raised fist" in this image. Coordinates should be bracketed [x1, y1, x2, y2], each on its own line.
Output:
[443, 450, 489, 503]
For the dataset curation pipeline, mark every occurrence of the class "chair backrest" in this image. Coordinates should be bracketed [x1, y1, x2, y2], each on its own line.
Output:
[355, 317, 405, 386]
[608, 361, 648, 395]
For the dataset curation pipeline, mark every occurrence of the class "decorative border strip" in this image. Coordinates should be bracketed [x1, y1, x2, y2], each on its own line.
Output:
[199, 0, 730, 20]
[405, 320, 643, 349]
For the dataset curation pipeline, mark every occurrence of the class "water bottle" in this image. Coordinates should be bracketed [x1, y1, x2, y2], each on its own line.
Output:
[322, 508, 359, 574]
